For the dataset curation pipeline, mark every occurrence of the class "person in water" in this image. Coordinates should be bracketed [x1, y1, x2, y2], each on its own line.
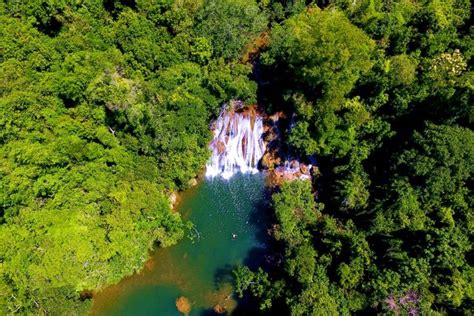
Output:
[231, 233, 237, 240]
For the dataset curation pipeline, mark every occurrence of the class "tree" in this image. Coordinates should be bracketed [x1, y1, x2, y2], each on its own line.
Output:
[263, 6, 376, 157]
[195, 0, 268, 60]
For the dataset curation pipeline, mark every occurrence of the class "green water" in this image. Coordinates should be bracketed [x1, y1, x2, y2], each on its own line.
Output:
[91, 174, 269, 315]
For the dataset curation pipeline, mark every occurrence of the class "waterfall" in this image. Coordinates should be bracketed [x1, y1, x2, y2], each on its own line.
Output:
[206, 107, 266, 179]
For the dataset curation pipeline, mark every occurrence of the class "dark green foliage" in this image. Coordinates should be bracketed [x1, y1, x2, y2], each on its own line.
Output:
[272, 180, 320, 246]
[236, 1, 473, 315]
[263, 6, 376, 157]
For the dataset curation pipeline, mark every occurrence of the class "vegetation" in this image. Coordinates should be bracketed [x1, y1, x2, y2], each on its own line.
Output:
[1, 0, 472, 315]
[235, 0, 473, 315]
[0, 0, 264, 314]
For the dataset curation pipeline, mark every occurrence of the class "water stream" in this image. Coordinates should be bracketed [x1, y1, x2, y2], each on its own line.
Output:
[206, 107, 266, 179]
[91, 107, 270, 315]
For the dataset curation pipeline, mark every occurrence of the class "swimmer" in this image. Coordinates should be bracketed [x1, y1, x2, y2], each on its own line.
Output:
[231, 233, 237, 240]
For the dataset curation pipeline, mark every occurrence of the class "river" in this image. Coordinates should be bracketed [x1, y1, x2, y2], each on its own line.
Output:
[91, 173, 270, 315]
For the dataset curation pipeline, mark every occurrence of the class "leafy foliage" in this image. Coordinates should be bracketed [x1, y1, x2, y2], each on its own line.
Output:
[236, 1, 473, 315]
[0, 0, 264, 314]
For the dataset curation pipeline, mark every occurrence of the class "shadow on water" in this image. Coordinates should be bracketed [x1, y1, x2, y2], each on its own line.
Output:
[200, 311, 219, 316]
[241, 183, 277, 272]
[212, 179, 272, 315]
[213, 265, 235, 290]
[210, 182, 279, 316]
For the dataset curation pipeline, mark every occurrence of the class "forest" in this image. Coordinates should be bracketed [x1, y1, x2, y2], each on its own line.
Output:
[0, 0, 472, 315]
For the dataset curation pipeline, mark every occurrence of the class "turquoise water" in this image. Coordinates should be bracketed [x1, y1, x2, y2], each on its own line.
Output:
[91, 174, 269, 315]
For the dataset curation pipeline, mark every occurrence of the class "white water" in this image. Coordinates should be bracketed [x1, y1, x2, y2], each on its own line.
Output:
[206, 109, 266, 179]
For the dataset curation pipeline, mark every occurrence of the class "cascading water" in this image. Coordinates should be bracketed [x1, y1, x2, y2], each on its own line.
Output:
[206, 106, 266, 179]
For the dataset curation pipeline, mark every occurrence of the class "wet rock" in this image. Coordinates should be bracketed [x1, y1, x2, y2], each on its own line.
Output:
[266, 161, 313, 187]
[290, 160, 300, 169]
[213, 304, 226, 314]
[261, 151, 281, 169]
[188, 178, 198, 187]
[176, 296, 192, 316]
[169, 192, 177, 208]
[300, 164, 308, 175]
[269, 111, 286, 122]
[311, 165, 321, 177]
[230, 100, 245, 111]
[216, 140, 225, 154]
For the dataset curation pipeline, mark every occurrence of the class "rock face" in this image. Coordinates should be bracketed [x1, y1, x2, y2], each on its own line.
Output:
[206, 102, 266, 179]
[169, 192, 177, 209]
[176, 296, 191, 316]
[260, 111, 284, 170]
[187, 178, 198, 187]
[266, 161, 314, 187]
[205, 101, 314, 184]
[261, 150, 281, 169]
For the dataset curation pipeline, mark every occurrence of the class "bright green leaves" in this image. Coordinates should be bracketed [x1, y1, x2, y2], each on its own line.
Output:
[87, 65, 143, 112]
[1, 1, 264, 313]
[288, 96, 372, 157]
[398, 124, 474, 213]
[115, 8, 179, 73]
[338, 257, 365, 290]
[335, 169, 370, 211]
[423, 0, 471, 30]
[378, 179, 428, 232]
[368, 124, 474, 309]
[238, 2, 472, 315]
[288, 267, 339, 316]
[189, 37, 213, 64]
[243, 179, 372, 314]
[388, 54, 418, 86]
[204, 59, 257, 109]
[0, 178, 184, 313]
[265, 6, 375, 99]
[285, 242, 317, 285]
[0, 129, 185, 314]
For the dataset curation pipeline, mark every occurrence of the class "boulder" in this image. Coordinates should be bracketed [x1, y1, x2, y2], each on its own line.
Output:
[188, 178, 198, 187]
[169, 192, 177, 208]
[213, 304, 226, 314]
[176, 296, 191, 316]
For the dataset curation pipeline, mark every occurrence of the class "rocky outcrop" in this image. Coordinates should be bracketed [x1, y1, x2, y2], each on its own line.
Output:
[169, 192, 178, 209]
[176, 296, 192, 316]
[187, 178, 198, 187]
[206, 100, 314, 185]
[266, 161, 316, 187]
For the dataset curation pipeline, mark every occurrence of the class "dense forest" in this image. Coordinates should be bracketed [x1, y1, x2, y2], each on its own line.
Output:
[0, 0, 472, 315]
[235, 1, 473, 315]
